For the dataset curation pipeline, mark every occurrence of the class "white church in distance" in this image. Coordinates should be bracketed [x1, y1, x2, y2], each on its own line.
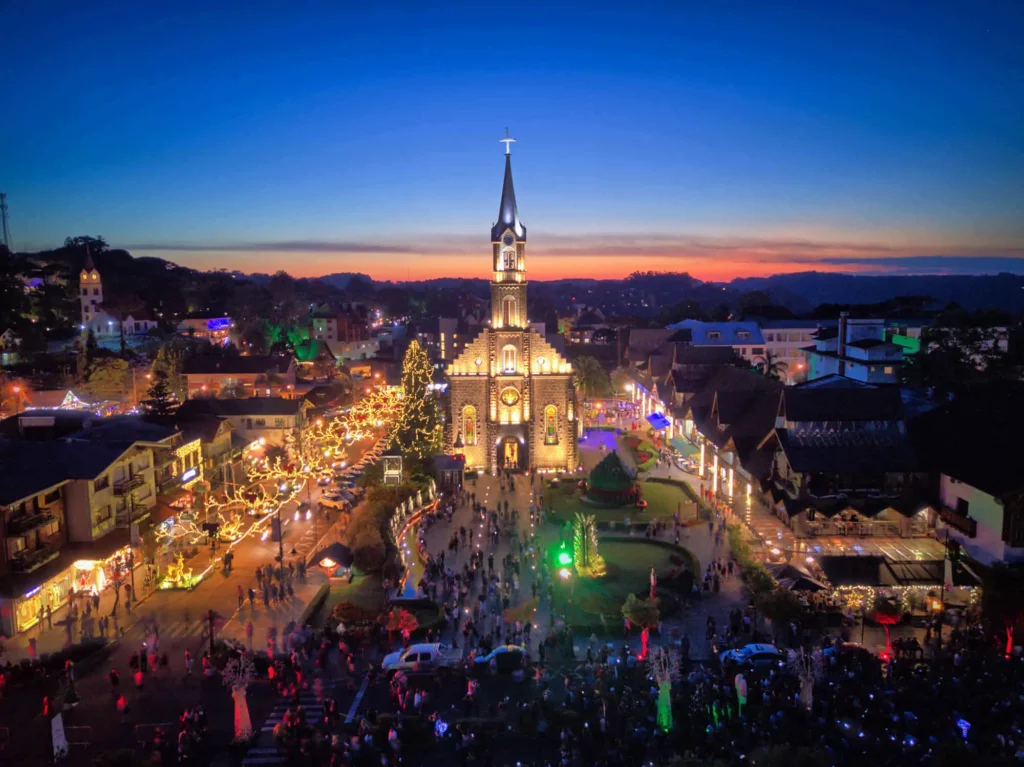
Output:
[79, 254, 159, 338]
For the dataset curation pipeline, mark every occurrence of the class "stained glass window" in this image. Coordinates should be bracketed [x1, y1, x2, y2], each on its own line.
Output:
[544, 405, 558, 445]
[463, 405, 476, 446]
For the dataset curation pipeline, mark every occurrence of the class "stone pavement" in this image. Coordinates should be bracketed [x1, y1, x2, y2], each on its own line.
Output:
[402, 446, 746, 662]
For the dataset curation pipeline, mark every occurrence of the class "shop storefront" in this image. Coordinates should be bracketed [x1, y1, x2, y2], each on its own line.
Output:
[7, 563, 75, 635]
[71, 545, 135, 597]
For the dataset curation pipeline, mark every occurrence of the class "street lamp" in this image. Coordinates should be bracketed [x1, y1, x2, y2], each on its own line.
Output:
[12, 385, 21, 416]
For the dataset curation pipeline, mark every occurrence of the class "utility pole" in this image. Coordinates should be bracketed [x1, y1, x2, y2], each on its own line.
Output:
[0, 193, 11, 252]
[277, 503, 285, 563]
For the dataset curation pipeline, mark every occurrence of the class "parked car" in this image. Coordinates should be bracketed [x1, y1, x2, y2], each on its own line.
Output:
[719, 643, 786, 671]
[317, 475, 332, 487]
[473, 645, 527, 674]
[823, 642, 876, 665]
[319, 493, 349, 510]
[381, 643, 460, 676]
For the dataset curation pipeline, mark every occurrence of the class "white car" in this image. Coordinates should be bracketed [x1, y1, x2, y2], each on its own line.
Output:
[319, 493, 349, 510]
[381, 643, 460, 675]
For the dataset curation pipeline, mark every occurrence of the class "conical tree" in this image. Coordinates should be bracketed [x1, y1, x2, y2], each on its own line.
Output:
[141, 370, 178, 418]
[390, 340, 442, 459]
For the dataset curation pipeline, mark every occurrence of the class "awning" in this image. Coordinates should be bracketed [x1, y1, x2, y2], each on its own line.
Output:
[669, 437, 699, 456]
[646, 413, 671, 430]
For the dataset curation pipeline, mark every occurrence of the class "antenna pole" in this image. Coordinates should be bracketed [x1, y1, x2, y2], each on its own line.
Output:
[0, 193, 11, 252]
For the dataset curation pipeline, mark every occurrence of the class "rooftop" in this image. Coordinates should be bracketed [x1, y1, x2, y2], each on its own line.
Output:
[665, 319, 765, 346]
[183, 354, 292, 376]
[176, 397, 303, 418]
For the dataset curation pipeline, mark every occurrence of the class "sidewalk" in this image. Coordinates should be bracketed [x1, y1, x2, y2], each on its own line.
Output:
[2, 562, 155, 663]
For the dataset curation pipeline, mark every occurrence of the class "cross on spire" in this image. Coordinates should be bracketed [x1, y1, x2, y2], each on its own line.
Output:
[499, 128, 516, 156]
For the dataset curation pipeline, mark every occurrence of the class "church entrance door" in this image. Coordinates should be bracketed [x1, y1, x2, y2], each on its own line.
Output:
[499, 437, 524, 471]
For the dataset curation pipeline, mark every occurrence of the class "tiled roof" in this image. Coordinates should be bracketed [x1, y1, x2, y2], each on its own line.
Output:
[909, 386, 1024, 498]
[183, 355, 292, 375]
[176, 397, 302, 418]
[783, 386, 903, 422]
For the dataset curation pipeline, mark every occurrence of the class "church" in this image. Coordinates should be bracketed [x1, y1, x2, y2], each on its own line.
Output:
[446, 139, 578, 473]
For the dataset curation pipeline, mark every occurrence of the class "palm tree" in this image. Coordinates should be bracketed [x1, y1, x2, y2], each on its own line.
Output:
[754, 352, 789, 381]
[573, 355, 609, 400]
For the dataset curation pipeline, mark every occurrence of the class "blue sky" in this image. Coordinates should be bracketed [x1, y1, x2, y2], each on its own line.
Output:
[2, 1, 1022, 280]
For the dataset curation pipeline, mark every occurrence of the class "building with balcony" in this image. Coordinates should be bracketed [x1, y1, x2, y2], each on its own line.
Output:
[910, 387, 1024, 564]
[176, 316, 234, 344]
[175, 397, 309, 451]
[759, 379, 930, 539]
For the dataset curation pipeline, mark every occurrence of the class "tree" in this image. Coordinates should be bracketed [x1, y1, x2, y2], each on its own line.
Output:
[222, 651, 256, 741]
[86, 358, 130, 402]
[573, 355, 609, 400]
[981, 563, 1024, 658]
[869, 595, 904, 659]
[621, 593, 660, 659]
[756, 587, 803, 630]
[385, 608, 419, 648]
[609, 367, 630, 397]
[572, 512, 605, 577]
[389, 340, 442, 459]
[312, 356, 337, 381]
[150, 343, 186, 401]
[64, 235, 109, 253]
[141, 371, 178, 418]
[754, 351, 788, 381]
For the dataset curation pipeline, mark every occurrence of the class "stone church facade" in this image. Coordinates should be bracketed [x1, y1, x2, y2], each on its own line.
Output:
[446, 146, 578, 473]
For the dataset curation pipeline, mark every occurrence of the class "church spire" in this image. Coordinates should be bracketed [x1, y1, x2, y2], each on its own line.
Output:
[491, 131, 526, 242]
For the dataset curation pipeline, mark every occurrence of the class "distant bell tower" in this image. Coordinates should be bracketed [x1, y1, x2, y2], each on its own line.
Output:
[79, 251, 103, 332]
[490, 129, 528, 329]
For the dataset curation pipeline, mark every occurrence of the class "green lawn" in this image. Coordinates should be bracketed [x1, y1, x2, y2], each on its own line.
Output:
[560, 539, 697, 625]
[326, 570, 384, 612]
[545, 478, 697, 526]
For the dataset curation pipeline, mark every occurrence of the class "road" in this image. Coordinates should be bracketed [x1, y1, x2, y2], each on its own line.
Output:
[0, 435, 380, 762]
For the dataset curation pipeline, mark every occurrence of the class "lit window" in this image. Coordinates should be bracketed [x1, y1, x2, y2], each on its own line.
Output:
[502, 296, 517, 327]
[462, 405, 477, 446]
[502, 344, 517, 373]
[544, 405, 558, 445]
[884, 366, 894, 374]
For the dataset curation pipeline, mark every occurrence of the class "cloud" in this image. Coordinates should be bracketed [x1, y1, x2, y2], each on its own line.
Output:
[121, 232, 1024, 280]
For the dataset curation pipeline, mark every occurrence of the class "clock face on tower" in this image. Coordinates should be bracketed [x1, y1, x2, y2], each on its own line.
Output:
[503, 234, 514, 246]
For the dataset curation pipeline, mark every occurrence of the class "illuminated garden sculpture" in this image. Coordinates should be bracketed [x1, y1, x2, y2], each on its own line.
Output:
[649, 646, 680, 732]
[572, 512, 606, 577]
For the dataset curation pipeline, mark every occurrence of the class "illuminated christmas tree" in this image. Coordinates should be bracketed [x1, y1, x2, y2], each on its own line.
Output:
[390, 340, 442, 459]
[573, 512, 605, 577]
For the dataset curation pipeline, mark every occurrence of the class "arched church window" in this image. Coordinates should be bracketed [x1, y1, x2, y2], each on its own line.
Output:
[503, 248, 517, 271]
[544, 405, 558, 445]
[502, 344, 517, 373]
[462, 405, 477, 446]
[502, 296, 517, 327]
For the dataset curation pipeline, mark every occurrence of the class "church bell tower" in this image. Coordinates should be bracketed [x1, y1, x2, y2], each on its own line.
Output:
[490, 131, 528, 329]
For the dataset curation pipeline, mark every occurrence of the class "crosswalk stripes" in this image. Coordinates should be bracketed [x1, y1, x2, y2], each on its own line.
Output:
[159, 620, 208, 640]
[242, 688, 328, 767]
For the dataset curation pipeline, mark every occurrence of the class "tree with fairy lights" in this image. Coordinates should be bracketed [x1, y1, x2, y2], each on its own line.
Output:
[573, 512, 605, 577]
[390, 340, 442, 459]
[223, 651, 256, 741]
[787, 648, 824, 710]
[649, 646, 680, 732]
